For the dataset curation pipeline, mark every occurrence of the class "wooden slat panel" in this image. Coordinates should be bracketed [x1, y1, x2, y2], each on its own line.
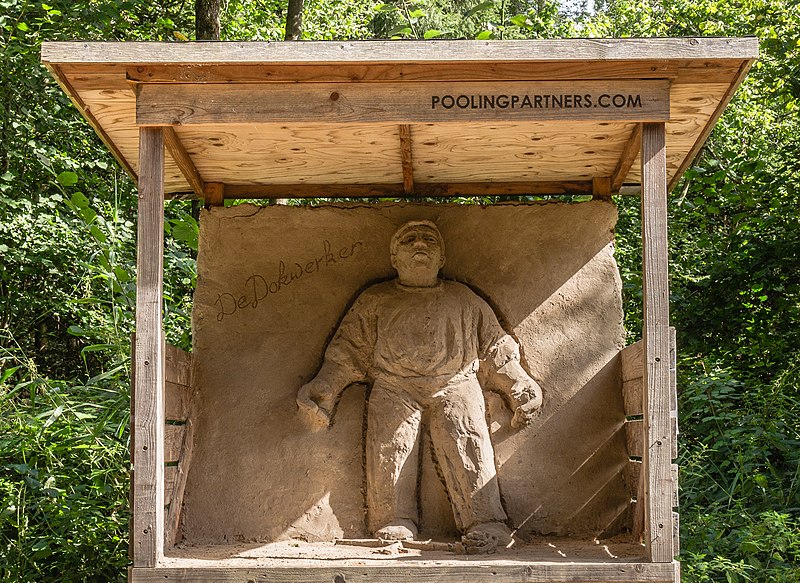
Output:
[75, 89, 188, 192]
[164, 425, 185, 464]
[671, 464, 680, 508]
[165, 420, 195, 547]
[671, 413, 679, 461]
[669, 326, 677, 411]
[624, 83, 732, 186]
[673, 512, 681, 556]
[623, 378, 644, 417]
[132, 126, 165, 567]
[626, 420, 644, 458]
[135, 81, 671, 125]
[165, 343, 192, 386]
[165, 381, 192, 422]
[180, 123, 403, 186]
[621, 340, 644, 381]
[164, 465, 177, 508]
[624, 460, 642, 497]
[129, 561, 679, 582]
[411, 121, 635, 183]
[641, 122, 674, 562]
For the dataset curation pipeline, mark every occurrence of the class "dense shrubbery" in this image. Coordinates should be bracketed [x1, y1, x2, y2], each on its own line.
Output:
[1, 0, 798, 581]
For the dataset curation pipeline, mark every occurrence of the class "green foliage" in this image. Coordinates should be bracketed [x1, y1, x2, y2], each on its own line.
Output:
[1, 0, 798, 580]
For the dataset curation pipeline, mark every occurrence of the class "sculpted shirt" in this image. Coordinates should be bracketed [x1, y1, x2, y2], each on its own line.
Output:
[319, 280, 519, 395]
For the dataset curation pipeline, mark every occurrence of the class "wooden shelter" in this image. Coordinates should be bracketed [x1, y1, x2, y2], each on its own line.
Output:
[42, 37, 757, 583]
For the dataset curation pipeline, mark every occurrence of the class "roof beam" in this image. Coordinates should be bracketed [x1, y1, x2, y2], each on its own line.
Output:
[398, 125, 414, 195]
[163, 127, 205, 197]
[612, 124, 643, 193]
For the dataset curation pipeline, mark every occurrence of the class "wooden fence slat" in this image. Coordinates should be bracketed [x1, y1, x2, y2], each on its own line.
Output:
[621, 340, 644, 381]
[165, 343, 192, 386]
[625, 419, 644, 458]
[164, 425, 185, 464]
[165, 419, 195, 547]
[623, 378, 644, 417]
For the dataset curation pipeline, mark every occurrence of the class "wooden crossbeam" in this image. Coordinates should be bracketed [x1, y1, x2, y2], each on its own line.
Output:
[163, 127, 204, 197]
[135, 80, 671, 126]
[398, 124, 414, 195]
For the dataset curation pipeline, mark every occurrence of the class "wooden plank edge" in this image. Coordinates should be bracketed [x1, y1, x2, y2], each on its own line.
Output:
[667, 58, 756, 192]
[210, 180, 594, 200]
[124, 61, 681, 84]
[163, 127, 204, 197]
[43, 37, 758, 64]
[130, 561, 679, 582]
[42, 62, 138, 183]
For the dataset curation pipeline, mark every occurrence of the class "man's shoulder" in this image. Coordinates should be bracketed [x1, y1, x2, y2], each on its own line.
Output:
[442, 280, 483, 301]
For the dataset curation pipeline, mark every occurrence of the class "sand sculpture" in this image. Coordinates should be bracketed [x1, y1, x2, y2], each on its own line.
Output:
[297, 220, 544, 554]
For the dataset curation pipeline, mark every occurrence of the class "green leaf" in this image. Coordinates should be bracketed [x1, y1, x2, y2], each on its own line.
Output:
[476, 30, 493, 40]
[388, 25, 412, 36]
[423, 29, 442, 39]
[70, 191, 90, 208]
[90, 225, 107, 243]
[57, 171, 79, 187]
[0, 366, 20, 385]
[67, 325, 86, 336]
[408, 9, 425, 19]
[465, 1, 494, 18]
[375, 3, 396, 12]
[17, 22, 29, 31]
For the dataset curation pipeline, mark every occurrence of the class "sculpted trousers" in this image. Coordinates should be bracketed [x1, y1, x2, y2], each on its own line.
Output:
[365, 377, 507, 534]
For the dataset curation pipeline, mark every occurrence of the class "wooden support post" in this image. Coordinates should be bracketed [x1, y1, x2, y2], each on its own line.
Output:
[204, 182, 224, 207]
[592, 176, 612, 200]
[641, 122, 674, 562]
[399, 124, 414, 195]
[133, 126, 166, 567]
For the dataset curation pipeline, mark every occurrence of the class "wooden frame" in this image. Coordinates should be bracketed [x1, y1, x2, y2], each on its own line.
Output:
[40, 38, 758, 583]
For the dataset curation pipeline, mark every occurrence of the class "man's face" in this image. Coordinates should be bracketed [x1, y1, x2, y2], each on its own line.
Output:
[391, 227, 444, 279]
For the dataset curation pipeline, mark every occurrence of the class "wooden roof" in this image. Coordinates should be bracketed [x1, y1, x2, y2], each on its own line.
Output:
[41, 38, 757, 199]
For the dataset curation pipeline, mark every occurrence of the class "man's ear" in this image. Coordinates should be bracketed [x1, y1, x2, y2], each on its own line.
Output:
[439, 254, 446, 268]
[390, 253, 398, 270]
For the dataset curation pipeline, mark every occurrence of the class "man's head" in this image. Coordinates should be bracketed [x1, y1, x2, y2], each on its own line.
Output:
[390, 220, 445, 287]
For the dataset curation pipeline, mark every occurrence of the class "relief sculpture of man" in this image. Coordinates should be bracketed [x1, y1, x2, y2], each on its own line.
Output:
[297, 220, 543, 554]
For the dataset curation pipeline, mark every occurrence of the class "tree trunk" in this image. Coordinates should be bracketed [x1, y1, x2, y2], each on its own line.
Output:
[284, 0, 304, 41]
[196, 0, 220, 41]
[193, 0, 221, 222]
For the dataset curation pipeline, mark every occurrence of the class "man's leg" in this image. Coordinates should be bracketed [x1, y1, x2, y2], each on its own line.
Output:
[366, 384, 422, 539]
[429, 380, 511, 552]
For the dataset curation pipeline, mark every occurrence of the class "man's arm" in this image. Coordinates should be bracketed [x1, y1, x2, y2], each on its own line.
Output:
[487, 335, 544, 428]
[474, 295, 543, 428]
[297, 293, 375, 427]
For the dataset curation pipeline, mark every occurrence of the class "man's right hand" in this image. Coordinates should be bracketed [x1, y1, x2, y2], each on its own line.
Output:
[296, 378, 334, 428]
